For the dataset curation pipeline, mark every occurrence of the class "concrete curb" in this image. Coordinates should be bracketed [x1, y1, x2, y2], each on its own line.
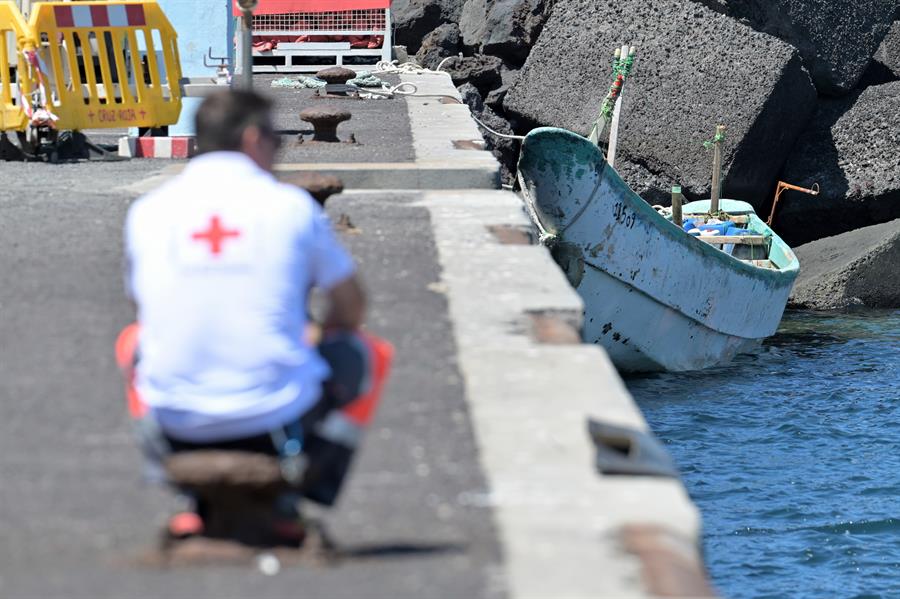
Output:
[274, 160, 499, 190]
[422, 190, 712, 598]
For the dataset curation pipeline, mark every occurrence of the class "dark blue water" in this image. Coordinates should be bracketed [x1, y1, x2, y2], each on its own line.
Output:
[627, 310, 900, 599]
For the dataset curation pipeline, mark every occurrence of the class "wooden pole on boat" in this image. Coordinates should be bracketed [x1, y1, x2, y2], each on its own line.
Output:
[606, 44, 631, 168]
[709, 124, 726, 214]
[671, 186, 683, 227]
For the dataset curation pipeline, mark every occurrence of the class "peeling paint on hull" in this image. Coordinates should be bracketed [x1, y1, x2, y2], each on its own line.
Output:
[580, 265, 762, 371]
[518, 128, 799, 372]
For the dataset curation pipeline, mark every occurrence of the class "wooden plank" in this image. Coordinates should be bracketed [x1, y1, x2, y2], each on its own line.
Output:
[684, 214, 750, 224]
[742, 259, 777, 269]
[671, 187, 682, 228]
[606, 43, 630, 168]
[709, 124, 725, 214]
[698, 235, 768, 245]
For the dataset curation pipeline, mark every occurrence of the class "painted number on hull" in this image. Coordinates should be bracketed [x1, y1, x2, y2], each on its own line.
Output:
[613, 202, 637, 228]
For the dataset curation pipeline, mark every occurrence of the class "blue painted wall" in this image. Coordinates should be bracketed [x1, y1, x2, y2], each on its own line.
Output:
[158, 0, 234, 78]
[156, 0, 234, 135]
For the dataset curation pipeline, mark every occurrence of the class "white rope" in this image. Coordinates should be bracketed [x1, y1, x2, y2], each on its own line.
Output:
[372, 60, 524, 141]
[517, 171, 557, 246]
[470, 114, 525, 141]
[435, 55, 458, 72]
[373, 60, 453, 77]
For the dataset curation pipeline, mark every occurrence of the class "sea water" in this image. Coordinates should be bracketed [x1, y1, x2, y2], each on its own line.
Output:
[627, 310, 900, 599]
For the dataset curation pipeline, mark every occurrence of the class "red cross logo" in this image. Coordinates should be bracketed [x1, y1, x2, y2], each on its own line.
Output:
[192, 215, 241, 256]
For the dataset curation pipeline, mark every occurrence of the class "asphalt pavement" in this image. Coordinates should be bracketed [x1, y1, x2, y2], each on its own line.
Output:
[0, 159, 502, 598]
[258, 74, 416, 164]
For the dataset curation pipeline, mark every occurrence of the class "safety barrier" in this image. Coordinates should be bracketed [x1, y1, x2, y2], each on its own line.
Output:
[0, 1, 183, 133]
[0, 1, 30, 131]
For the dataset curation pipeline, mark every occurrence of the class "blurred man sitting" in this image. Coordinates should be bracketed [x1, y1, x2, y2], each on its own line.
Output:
[117, 90, 386, 540]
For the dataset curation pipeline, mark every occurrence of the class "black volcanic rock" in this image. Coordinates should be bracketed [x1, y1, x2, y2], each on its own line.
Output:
[443, 54, 503, 93]
[691, 0, 896, 95]
[457, 83, 519, 184]
[459, 0, 555, 66]
[391, 0, 466, 53]
[415, 23, 461, 70]
[788, 219, 900, 310]
[504, 0, 817, 209]
[775, 81, 900, 246]
[859, 20, 900, 88]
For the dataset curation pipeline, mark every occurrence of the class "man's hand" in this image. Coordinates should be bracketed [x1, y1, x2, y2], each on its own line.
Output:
[324, 275, 366, 331]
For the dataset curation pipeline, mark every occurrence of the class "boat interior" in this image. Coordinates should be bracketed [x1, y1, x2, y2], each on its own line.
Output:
[659, 201, 783, 270]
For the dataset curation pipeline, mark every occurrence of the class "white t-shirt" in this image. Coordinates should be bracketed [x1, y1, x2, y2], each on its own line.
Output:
[125, 152, 355, 442]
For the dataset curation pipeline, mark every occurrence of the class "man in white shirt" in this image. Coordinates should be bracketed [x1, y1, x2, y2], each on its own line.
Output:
[120, 90, 369, 538]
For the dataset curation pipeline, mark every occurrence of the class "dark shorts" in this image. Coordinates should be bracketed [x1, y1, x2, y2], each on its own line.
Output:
[136, 333, 370, 506]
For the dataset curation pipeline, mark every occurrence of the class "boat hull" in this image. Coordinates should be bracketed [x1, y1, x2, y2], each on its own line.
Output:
[519, 127, 799, 372]
[578, 264, 761, 371]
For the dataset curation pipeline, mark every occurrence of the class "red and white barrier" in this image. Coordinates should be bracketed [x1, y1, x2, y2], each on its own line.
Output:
[118, 136, 197, 159]
[53, 4, 147, 28]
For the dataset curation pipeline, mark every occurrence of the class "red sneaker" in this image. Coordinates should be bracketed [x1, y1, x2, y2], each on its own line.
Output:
[167, 512, 204, 538]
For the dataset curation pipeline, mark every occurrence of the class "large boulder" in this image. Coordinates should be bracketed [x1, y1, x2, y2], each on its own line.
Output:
[443, 54, 503, 94]
[459, 0, 555, 66]
[877, 20, 900, 76]
[691, 0, 896, 95]
[503, 0, 818, 209]
[788, 219, 900, 310]
[776, 81, 900, 246]
[484, 67, 519, 109]
[859, 20, 900, 88]
[415, 23, 461, 70]
[391, 0, 466, 53]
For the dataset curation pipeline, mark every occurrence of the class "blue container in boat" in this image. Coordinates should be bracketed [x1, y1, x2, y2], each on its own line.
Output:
[698, 222, 731, 235]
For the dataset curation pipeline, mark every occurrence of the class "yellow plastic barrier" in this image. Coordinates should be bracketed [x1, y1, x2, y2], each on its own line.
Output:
[7, 1, 183, 133]
[0, 1, 30, 131]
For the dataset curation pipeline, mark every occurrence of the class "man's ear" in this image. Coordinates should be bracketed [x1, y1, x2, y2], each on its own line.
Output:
[241, 125, 262, 150]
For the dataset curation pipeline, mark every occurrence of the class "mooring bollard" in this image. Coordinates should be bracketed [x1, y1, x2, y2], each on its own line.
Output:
[316, 67, 357, 96]
[316, 67, 356, 83]
[300, 106, 352, 142]
[165, 451, 290, 546]
[287, 172, 345, 206]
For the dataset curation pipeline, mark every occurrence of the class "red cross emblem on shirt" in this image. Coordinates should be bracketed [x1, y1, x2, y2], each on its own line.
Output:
[192, 215, 241, 256]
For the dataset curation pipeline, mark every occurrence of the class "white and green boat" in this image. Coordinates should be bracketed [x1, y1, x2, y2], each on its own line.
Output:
[518, 127, 800, 372]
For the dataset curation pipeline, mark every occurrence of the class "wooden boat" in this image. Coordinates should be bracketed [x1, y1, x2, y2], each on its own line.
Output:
[517, 127, 800, 372]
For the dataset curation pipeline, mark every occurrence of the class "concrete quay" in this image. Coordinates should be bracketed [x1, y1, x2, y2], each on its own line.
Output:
[288, 70, 713, 597]
[271, 73, 501, 190]
[0, 71, 712, 598]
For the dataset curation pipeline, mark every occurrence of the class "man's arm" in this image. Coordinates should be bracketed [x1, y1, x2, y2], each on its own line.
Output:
[324, 275, 366, 331]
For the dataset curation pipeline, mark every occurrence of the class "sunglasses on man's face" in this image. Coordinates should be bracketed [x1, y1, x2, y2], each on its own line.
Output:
[260, 127, 283, 149]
